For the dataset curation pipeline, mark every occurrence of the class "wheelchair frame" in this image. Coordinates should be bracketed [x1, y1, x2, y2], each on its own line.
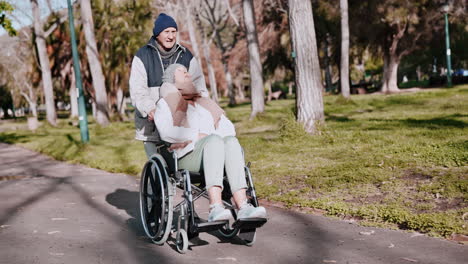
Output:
[139, 145, 267, 253]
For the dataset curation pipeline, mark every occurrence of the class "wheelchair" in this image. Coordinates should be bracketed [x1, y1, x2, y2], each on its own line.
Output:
[138, 142, 267, 254]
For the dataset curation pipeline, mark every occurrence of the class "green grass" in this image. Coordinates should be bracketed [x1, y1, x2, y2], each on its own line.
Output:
[1, 85, 467, 237]
[0, 120, 146, 175]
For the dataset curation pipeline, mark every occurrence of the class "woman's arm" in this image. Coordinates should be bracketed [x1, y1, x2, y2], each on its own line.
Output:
[154, 99, 198, 143]
[215, 115, 236, 137]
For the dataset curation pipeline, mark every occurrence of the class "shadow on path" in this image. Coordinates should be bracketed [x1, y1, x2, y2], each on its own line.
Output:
[105, 188, 146, 237]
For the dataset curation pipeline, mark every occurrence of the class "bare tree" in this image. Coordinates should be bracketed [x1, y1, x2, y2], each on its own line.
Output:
[184, 0, 220, 102]
[242, 0, 264, 119]
[200, 0, 240, 106]
[195, 12, 219, 102]
[69, 66, 78, 118]
[183, 0, 201, 60]
[80, 0, 109, 125]
[1, 32, 36, 114]
[323, 33, 334, 92]
[288, 0, 324, 134]
[31, 0, 57, 125]
[340, 0, 350, 98]
[59, 59, 78, 118]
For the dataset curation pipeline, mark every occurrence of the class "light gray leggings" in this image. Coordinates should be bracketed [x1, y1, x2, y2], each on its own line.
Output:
[143, 135, 247, 193]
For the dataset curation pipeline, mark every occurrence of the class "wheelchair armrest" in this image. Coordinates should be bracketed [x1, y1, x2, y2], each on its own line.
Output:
[156, 141, 172, 148]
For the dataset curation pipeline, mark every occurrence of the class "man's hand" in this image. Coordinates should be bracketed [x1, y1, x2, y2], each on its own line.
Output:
[168, 140, 192, 151]
[147, 109, 155, 121]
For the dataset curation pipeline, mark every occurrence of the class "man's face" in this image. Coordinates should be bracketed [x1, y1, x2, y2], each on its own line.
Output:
[174, 66, 191, 84]
[156, 27, 177, 50]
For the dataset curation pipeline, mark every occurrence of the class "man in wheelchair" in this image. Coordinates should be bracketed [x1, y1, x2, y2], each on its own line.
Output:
[155, 64, 267, 222]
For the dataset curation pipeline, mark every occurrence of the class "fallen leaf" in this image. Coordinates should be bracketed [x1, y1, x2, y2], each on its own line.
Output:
[216, 257, 236, 261]
[388, 243, 395, 248]
[51, 218, 68, 221]
[410, 232, 424, 238]
[359, 230, 375, 235]
[323, 260, 337, 263]
[47, 231, 61, 235]
[401, 257, 418, 262]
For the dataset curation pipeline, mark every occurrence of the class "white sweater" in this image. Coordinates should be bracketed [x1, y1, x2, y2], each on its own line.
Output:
[154, 99, 236, 157]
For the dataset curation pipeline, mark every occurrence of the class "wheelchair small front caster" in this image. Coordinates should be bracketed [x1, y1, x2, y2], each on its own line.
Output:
[218, 223, 239, 239]
[243, 232, 256, 246]
[176, 229, 188, 254]
[239, 228, 257, 246]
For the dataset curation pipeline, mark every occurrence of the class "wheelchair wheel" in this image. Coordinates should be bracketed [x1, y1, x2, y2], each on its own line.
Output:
[218, 224, 239, 238]
[242, 230, 256, 246]
[176, 229, 188, 254]
[139, 155, 173, 245]
[218, 208, 239, 238]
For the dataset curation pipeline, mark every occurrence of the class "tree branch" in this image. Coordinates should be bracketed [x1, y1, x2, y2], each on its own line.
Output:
[44, 12, 68, 38]
[224, 0, 239, 26]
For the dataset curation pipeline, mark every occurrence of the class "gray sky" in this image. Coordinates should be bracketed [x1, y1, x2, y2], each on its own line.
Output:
[0, 0, 72, 36]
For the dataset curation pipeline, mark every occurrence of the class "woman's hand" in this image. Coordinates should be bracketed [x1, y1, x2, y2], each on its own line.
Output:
[147, 109, 156, 121]
[168, 140, 192, 151]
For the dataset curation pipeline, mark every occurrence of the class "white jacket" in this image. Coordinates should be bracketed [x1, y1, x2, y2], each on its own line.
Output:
[154, 99, 236, 157]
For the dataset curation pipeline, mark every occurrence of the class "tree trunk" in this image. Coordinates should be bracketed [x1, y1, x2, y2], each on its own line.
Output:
[381, 54, 400, 93]
[340, 0, 350, 98]
[416, 65, 422, 81]
[117, 87, 126, 115]
[184, 0, 200, 60]
[323, 36, 333, 92]
[195, 14, 218, 102]
[288, 0, 325, 134]
[19, 92, 37, 118]
[70, 67, 78, 118]
[266, 79, 272, 102]
[288, 82, 293, 97]
[235, 75, 246, 101]
[388, 56, 400, 92]
[92, 100, 97, 119]
[211, 14, 235, 105]
[80, 0, 109, 126]
[204, 43, 218, 102]
[243, 0, 265, 119]
[31, 0, 57, 126]
[224, 62, 236, 106]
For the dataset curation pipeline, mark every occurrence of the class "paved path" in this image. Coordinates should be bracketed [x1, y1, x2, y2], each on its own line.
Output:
[0, 143, 466, 264]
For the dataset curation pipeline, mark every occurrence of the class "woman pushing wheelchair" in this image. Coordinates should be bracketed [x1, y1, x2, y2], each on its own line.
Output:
[154, 64, 267, 222]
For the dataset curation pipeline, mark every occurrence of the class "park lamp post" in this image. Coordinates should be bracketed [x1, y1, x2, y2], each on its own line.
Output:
[67, 0, 89, 143]
[441, 2, 453, 87]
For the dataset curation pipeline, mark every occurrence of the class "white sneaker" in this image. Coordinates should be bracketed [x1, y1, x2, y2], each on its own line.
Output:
[208, 204, 231, 222]
[237, 203, 267, 219]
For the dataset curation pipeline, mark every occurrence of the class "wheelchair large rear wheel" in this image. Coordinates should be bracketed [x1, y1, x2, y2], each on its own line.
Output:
[139, 155, 173, 245]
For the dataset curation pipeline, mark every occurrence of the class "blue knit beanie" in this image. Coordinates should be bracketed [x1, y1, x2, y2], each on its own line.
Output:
[153, 13, 178, 37]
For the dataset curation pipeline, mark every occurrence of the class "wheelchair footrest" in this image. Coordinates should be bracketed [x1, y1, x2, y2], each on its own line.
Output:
[233, 218, 267, 230]
[193, 220, 228, 233]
